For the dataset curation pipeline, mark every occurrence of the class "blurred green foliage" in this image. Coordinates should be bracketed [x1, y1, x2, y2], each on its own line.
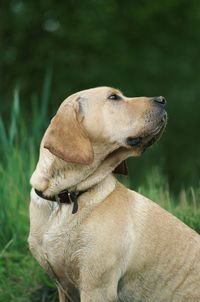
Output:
[1, 0, 200, 189]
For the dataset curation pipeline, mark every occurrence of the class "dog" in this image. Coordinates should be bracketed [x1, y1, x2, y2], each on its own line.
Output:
[29, 87, 200, 302]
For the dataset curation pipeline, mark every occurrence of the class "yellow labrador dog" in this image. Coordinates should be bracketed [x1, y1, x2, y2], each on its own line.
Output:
[29, 87, 200, 302]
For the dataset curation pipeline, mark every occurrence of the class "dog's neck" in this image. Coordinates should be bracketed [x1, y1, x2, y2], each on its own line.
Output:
[30, 141, 133, 197]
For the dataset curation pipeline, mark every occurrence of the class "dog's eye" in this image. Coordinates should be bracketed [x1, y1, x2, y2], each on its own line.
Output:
[108, 94, 122, 101]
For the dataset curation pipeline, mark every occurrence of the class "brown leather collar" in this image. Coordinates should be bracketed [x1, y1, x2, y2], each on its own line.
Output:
[34, 189, 82, 214]
[34, 161, 128, 214]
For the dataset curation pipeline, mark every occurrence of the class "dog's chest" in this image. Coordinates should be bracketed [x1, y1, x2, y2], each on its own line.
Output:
[29, 207, 84, 288]
[44, 225, 80, 285]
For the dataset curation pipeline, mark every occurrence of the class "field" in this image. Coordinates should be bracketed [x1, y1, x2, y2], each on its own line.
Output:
[0, 89, 200, 302]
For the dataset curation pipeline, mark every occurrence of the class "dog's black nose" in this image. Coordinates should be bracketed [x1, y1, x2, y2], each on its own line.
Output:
[153, 96, 166, 106]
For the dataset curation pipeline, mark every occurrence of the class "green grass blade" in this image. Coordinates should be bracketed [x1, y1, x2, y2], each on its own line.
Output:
[41, 63, 53, 122]
[9, 88, 20, 146]
[0, 115, 9, 156]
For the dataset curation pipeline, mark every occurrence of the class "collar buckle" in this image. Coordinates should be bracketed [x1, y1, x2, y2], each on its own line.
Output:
[68, 192, 79, 214]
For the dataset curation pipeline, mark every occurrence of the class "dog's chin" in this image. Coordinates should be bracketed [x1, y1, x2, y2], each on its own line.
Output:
[141, 122, 166, 153]
[126, 120, 167, 155]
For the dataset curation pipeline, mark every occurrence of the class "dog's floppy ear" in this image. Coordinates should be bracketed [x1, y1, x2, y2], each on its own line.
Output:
[113, 161, 128, 175]
[43, 101, 94, 164]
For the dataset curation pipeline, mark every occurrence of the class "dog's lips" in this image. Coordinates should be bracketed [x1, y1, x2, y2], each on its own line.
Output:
[126, 117, 167, 150]
[142, 121, 166, 150]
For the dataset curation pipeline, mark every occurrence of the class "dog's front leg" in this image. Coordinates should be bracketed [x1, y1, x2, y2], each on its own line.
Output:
[80, 287, 117, 302]
[79, 262, 119, 302]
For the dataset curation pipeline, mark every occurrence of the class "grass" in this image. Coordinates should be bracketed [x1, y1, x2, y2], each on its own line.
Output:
[0, 79, 200, 301]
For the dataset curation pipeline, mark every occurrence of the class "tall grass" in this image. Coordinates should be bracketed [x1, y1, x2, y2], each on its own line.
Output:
[0, 72, 200, 301]
[0, 65, 52, 249]
[0, 68, 57, 302]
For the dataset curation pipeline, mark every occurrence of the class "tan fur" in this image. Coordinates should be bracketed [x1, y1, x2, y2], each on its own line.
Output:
[29, 87, 200, 302]
[44, 100, 94, 165]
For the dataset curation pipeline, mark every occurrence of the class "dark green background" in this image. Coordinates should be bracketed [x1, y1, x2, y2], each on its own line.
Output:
[1, 0, 200, 190]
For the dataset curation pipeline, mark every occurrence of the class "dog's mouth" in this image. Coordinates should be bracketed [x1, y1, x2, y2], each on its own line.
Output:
[126, 115, 167, 152]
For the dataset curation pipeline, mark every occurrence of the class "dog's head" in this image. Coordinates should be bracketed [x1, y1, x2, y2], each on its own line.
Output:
[44, 87, 167, 164]
[30, 87, 167, 193]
